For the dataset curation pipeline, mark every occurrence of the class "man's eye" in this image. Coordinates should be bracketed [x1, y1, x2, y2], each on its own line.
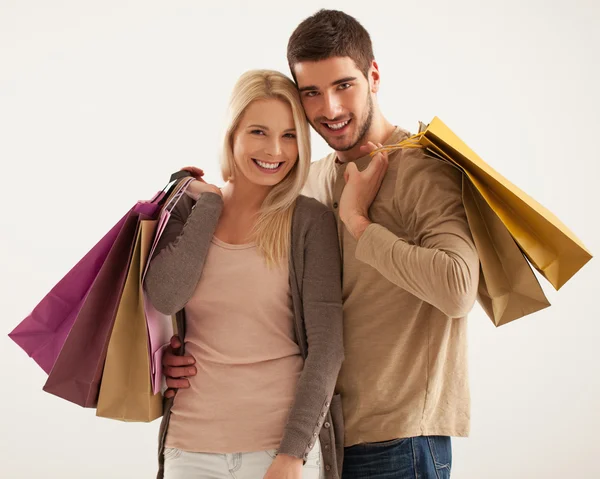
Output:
[339, 83, 351, 90]
[304, 91, 318, 98]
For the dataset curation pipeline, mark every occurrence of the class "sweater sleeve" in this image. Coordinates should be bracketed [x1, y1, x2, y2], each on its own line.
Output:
[355, 158, 479, 318]
[144, 192, 223, 315]
[278, 209, 345, 459]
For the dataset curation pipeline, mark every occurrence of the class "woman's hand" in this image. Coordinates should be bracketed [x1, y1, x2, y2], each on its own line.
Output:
[263, 453, 303, 479]
[180, 166, 222, 200]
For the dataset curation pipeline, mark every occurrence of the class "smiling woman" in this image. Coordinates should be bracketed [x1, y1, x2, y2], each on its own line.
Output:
[233, 100, 299, 181]
[143, 69, 345, 479]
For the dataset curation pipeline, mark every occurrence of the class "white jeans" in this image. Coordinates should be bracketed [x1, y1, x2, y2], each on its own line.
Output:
[164, 439, 324, 479]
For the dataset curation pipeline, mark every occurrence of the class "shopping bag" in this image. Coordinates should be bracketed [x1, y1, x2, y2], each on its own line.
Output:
[96, 218, 163, 422]
[380, 117, 592, 290]
[8, 212, 131, 374]
[42, 202, 159, 407]
[8, 178, 182, 373]
[462, 176, 551, 325]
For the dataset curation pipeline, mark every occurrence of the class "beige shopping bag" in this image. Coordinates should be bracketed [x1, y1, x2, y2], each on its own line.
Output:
[96, 218, 163, 422]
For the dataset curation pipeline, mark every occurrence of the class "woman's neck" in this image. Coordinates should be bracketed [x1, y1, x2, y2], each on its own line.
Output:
[220, 178, 270, 217]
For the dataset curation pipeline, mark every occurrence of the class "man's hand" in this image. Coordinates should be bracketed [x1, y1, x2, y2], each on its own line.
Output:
[338, 142, 389, 240]
[162, 335, 197, 399]
[263, 453, 303, 479]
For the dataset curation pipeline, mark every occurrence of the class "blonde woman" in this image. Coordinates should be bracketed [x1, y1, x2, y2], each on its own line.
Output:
[144, 70, 344, 479]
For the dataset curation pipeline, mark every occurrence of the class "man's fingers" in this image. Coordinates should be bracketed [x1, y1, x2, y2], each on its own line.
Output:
[359, 141, 378, 155]
[164, 388, 176, 399]
[166, 377, 191, 389]
[163, 353, 195, 367]
[180, 166, 205, 179]
[345, 162, 359, 183]
[164, 364, 196, 378]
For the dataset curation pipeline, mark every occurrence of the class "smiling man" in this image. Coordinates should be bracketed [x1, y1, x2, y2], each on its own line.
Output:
[288, 9, 480, 479]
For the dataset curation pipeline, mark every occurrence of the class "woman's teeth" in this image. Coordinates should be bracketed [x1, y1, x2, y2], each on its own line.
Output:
[255, 159, 282, 170]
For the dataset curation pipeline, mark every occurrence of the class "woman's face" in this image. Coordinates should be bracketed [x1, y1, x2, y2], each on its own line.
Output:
[231, 98, 299, 188]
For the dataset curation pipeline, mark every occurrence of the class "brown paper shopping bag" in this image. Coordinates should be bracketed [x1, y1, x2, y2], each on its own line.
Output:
[462, 176, 551, 325]
[96, 218, 163, 422]
[382, 117, 592, 290]
[420, 143, 552, 326]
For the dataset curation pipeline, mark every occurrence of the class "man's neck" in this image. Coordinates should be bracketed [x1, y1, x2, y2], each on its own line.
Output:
[335, 113, 396, 163]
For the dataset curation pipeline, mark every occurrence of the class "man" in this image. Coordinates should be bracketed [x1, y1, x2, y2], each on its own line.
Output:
[162, 9, 479, 478]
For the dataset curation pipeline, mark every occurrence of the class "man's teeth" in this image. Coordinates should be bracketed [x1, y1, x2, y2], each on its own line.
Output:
[256, 160, 281, 170]
[327, 120, 349, 130]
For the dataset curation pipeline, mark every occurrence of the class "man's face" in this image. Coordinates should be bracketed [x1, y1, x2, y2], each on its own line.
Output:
[293, 56, 375, 153]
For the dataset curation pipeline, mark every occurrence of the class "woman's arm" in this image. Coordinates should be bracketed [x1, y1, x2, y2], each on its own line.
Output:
[278, 209, 345, 460]
[144, 191, 223, 315]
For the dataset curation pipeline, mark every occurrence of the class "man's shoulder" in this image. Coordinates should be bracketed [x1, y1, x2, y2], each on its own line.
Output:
[308, 152, 336, 173]
[302, 152, 337, 206]
[396, 146, 462, 186]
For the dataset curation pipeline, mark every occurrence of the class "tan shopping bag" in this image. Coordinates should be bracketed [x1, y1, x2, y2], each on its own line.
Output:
[96, 218, 163, 422]
[380, 117, 592, 290]
[462, 176, 551, 326]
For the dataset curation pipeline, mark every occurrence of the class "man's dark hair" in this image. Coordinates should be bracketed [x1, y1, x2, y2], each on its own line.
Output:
[287, 9, 374, 80]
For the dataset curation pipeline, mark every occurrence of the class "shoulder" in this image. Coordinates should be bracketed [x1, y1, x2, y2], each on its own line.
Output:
[393, 147, 463, 204]
[166, 193, 195, 222]
[291, 196, 340, 264]
[172, 192, 223, 221]
[291, 195, 337, 242]
[306, 153, 337, 185]
[302, 154, 337, 200]
[308, 154, 334, 174]
[294, 195, 333, 223]
[397, 147, 462, 186]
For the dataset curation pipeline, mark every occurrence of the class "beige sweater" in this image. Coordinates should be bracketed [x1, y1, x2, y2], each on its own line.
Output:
[302, 126, 480, 446]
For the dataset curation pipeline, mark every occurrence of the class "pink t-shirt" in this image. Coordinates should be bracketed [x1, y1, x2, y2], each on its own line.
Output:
[165, 237, 304, 453]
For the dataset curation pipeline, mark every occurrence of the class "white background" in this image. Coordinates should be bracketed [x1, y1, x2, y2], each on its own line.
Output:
[1, 1, 599, 478]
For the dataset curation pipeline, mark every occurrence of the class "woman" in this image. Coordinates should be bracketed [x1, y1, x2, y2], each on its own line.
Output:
[144, 70, 345, 479]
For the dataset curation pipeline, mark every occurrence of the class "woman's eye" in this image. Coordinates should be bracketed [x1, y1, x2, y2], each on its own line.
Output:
[250, 130, 265, 135]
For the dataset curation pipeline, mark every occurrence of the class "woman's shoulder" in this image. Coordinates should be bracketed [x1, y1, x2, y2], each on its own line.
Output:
[294, 195, 333, 222]
[292, 195, 337, 238]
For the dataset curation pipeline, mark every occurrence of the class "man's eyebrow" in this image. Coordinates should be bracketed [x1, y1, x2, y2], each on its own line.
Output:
[298, 84, 318, 93]
[298, 76, 358, 93]
[332, 76, 357, 86]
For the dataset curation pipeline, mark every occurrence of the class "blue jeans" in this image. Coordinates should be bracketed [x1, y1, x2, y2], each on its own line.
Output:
[342, 436, 452, 479]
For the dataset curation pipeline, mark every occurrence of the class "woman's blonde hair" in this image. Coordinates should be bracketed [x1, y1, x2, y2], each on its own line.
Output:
[221, 69, 311, 266]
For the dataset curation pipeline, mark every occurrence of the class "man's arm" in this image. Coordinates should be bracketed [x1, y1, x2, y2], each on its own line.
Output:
[341, 151, 479, 318]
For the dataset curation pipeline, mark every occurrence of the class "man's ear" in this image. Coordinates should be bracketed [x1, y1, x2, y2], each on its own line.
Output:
[369, 60, 381, 93]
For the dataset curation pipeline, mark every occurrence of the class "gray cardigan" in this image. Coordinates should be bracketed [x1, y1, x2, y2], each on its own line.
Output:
[144, 192, 345, 479]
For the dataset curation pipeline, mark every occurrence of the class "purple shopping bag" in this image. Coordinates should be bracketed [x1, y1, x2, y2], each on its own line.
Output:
[9, 190, 167, 374]
[40, 173, 193, 407]
[42, 201, 161, 407]
[9, 210, 131, 374]
[8, 171, 194, 375]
